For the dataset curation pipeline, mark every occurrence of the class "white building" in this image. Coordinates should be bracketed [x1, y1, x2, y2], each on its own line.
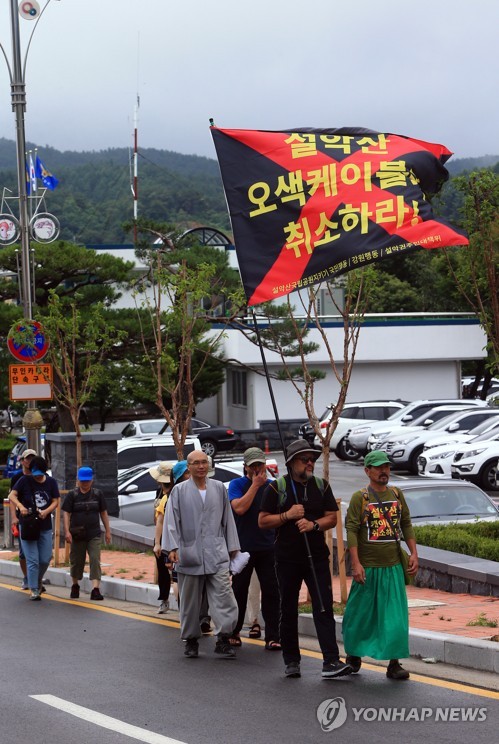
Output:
[90, 238, 487, 429]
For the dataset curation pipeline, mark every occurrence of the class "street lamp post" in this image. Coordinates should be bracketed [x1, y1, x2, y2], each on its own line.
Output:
[4, 0, 56, 452]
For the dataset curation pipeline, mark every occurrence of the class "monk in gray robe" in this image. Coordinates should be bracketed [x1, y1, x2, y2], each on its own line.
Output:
[164, 450, 240, 659]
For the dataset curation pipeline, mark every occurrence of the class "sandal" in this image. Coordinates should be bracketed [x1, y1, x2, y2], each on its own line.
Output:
[265, 640, 281, 651]
[229, 635, 242, 647]
[248, 623, 261, 639]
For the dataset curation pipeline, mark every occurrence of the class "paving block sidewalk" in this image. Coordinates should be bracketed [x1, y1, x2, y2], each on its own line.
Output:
[2, 547, 498, 641]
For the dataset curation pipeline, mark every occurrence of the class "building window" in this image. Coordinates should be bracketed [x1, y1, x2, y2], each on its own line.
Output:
[230, 369, 247, 407]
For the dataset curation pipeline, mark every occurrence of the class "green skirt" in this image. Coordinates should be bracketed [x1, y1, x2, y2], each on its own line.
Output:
[342, 564, 409, 660]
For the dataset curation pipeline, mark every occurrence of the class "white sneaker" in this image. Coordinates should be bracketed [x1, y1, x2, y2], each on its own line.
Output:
[158, 600, 169, 614]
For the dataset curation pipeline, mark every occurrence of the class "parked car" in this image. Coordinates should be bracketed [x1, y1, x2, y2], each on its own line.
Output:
[117, 436, 202, 473]
[121, 418, 242, 458]
[299, 400, 408, 461]
[450, 435, 499, 491]
[374, 408, 499, 474]
[117, 457, 279, 525]
[349, 398, 489, 456]
[418, 426, 499, 483]
[417, 418, 499, 479]
[389, 477, 499, 525]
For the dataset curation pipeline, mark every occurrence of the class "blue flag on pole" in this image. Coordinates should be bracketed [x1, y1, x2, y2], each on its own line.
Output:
[29, 153, 37, 193]
[25, 161, 31, 196]
[35, 156, 59, 190]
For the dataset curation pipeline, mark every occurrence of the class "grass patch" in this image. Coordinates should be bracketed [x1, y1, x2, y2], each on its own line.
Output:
[102, 544, 146, 554]
[299, 602, 346, 615]
[467, 612, 498, 628]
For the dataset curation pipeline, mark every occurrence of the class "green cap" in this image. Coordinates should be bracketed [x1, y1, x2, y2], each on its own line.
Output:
[364, 451, 391, 468]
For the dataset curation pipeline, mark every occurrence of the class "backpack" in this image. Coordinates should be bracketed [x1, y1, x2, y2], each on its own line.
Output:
[273, 474, 327, 509]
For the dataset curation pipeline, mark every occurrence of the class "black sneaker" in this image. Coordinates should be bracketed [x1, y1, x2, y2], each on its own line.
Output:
[284, 662, 301, 678]
[70, 584, 80, 599]
[184, 639, 199, 658]
[90, 588, 104, 601]
[322, 660, 353, 678]
[200, 621, 212, 634]
[386, 661, 410, 680]
[214, 634, 236, 659]
[346, 655, 362, 673]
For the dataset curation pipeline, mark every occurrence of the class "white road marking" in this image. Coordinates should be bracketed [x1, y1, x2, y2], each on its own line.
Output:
[31, 695, 188, 744]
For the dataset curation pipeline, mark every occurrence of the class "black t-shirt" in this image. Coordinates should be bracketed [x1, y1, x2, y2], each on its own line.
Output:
[15, 474, 60, 532]
[62, 487, 107, 540]
[260, 475, 338, 563]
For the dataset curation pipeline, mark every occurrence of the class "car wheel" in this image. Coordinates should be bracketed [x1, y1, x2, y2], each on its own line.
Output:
[478, 460, 499, 491]
[409, 445, 424, 475]
[201, 440, 217, 458]
[336, 437, 361, 461]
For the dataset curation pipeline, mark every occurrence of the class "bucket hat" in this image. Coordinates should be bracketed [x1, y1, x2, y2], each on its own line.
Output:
[285, 439, 320, 465]
[148, 461, 174, 483]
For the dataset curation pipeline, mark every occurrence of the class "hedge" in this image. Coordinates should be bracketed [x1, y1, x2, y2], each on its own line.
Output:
[414, 521, 499, 562]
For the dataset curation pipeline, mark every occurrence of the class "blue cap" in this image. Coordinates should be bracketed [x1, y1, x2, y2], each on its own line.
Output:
[78, 466, 94, 481]
[31, 468, 45, 476]
[172, 460, 188, 484]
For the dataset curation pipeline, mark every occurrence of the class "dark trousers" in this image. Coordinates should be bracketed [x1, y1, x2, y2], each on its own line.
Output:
[156, 552, 171, 601]
[231, 550, 280, 642]
[276, 558, 340, 665]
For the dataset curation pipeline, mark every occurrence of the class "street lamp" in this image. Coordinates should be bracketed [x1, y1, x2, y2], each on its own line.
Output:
[1, 1, 60, 451]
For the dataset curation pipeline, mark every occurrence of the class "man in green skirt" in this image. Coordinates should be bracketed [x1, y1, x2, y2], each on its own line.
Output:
[343, 451, 418, 680]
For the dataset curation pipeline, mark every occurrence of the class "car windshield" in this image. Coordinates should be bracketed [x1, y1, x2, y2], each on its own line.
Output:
[467, 418, 499, 439]
[404, 486, 498, 518]
[426, 411, 476, 431]
[469, 428, 499, 444]
[140, 422, 166, 434]
[117, 464, 149, 486]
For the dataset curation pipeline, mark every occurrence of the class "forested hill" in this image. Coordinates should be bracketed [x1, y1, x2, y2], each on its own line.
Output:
[0, 138, 229, 244]
[0, 137, 497, 245]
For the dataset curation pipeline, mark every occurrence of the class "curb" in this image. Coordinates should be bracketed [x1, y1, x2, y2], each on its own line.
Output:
[2, 559, 498, 674]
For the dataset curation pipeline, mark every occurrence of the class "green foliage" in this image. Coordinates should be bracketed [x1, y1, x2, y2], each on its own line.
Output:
[0, 478, 11, 500]
[0, 241, 134, 307]
[466, 612, 498, 628]
[413, 521, 499, 562]
[0, 138, 230, 244]
[0, 434, 17, 465]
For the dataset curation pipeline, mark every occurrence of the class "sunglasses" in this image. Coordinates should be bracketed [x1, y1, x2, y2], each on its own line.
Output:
[296, 455, 317, 464]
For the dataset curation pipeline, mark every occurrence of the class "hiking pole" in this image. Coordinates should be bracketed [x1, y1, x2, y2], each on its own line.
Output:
[251, 310, 325, 612]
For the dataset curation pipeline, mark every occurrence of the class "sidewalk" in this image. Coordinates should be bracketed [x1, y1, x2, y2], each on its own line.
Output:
[1, 547, 498, 675]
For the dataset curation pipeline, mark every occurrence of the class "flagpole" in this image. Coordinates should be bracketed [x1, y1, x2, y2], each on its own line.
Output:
[251, 309, 325, 612]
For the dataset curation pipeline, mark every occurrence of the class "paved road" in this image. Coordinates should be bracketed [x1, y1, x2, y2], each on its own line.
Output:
[0, 584, 496, 744]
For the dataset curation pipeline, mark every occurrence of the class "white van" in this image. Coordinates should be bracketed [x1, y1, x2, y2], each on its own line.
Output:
[117, 435, 202, 474]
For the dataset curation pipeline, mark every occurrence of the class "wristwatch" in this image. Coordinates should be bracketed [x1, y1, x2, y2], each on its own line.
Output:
[312, 521, 320, 531]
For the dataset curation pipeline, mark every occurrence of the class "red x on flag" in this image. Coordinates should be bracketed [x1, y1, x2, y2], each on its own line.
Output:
[211, 127, 468, 306]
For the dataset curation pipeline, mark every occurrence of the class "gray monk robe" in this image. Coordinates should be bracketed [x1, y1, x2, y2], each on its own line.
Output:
[163, 477, 240, 639]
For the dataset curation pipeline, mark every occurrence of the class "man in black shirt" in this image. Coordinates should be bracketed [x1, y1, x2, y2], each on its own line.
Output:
[62, 466, 111, 600]
[259, 439, 352, 680]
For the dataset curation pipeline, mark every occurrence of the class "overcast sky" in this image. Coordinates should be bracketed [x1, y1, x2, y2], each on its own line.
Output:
[0, 0, 497, 162]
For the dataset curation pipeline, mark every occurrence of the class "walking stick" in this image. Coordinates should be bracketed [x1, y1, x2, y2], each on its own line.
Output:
[251, 310, 325, 612]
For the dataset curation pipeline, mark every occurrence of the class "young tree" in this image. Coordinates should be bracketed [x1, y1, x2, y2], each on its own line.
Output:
[131, 220, 242, 457]
[232, 268, 375, 481]
[35, 292, 126, 466]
